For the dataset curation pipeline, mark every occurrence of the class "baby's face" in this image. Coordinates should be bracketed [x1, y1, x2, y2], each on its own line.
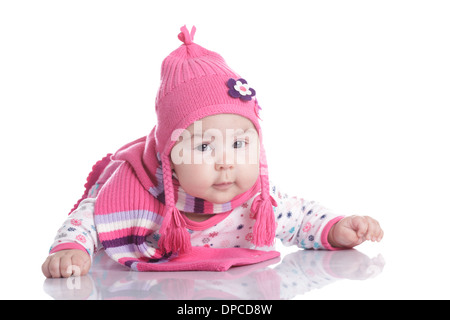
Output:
[170, 114, 260, 205]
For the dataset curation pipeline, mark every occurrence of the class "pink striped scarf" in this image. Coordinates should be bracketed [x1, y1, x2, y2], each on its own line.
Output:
[84, 131, 278, 271]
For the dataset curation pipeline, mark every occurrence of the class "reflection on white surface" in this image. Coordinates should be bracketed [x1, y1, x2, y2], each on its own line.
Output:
[43, 249, 384, 300]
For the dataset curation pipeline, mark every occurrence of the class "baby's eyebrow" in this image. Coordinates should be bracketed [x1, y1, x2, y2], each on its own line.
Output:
[186, 127, 257, 140]
[233, 128, 258, 136]
[237, 128, 257, 133]
[191, 133, 203, 138]
[189, 132, 215, 142]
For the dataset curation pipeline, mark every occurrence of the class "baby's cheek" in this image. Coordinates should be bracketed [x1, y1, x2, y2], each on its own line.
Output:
[176, 163, 214, 191]
[237, 164, 259, 189]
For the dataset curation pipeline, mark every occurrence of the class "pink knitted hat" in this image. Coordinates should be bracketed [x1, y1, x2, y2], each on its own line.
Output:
[143, 25, 277, 254]
[153, 25, 262, 153]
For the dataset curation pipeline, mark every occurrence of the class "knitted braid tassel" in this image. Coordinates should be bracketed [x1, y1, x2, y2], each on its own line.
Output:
[158, 205, 192, 255]
[157, 156, 192, 255]
[251, 193, 277, 247]
[251, 146, 278, 247]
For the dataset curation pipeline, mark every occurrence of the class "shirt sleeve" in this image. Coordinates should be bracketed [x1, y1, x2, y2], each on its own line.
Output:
[49, 198, 101, 258]
[271, 183, 344, 250]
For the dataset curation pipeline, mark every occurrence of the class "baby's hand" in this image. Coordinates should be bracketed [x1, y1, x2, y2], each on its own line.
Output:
[42, 249, 91, 278]
[328, 215, 383, 248]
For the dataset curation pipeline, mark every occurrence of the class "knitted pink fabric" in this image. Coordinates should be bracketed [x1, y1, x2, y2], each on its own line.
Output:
[91, 25, 279, 271]
[132, 247, 279, 272]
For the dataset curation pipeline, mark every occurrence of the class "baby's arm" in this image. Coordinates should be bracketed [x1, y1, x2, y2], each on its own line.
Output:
[273, 189, 342, 249]
[272, 184, 383, 249]
[42, 198, 99, 278]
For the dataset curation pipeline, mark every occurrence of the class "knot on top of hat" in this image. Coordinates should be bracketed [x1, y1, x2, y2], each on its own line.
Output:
[178, 25, 196, 45]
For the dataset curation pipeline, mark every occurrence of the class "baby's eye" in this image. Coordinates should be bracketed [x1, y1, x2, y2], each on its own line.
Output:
[196, 143, 212, 152]
[233, 141, 246, 149]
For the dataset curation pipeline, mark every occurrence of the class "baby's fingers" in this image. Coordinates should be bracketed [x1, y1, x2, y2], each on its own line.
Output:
[366, 218, 383, 242]
[354, 216, 383, 242]
[71, 253, 91, 276]
[60, 255, 78, 278]
[41, 257, 52, 278]
[60, 254, 90, 277]
[350, 216, 369, 238]
[44, 255, 63, 278]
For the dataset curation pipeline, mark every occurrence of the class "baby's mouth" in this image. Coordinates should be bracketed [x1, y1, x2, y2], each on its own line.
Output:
[212, 182, 234, 190]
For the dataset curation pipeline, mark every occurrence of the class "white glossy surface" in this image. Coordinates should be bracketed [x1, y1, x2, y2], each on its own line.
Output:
[1, 0, 449, 300]
[4, 234, 450, 300]
[41, 248, 385, 300]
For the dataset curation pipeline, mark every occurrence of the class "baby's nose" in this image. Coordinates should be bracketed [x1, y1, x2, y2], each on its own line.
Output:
[215, 150, 235, 170]
[215, 162, 234, 170]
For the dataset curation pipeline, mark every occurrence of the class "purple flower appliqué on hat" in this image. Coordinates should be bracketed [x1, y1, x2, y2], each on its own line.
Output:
[227, 78, 256, 101]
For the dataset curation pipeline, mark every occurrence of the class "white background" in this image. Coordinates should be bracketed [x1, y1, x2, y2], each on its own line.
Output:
[1, 0, 449, 299]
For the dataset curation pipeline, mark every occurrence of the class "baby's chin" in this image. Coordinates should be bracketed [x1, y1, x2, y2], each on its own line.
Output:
[203, 181, 257, 204]
[202, 187, 241, 204]
[202, 193, 236, 204]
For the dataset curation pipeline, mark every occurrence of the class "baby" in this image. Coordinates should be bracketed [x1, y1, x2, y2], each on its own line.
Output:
[42, 26, 383, 278]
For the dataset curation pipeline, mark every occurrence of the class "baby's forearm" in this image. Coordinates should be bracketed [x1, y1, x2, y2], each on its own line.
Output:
[48, 198, 99, 257]
[271, 184, 344, 250]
